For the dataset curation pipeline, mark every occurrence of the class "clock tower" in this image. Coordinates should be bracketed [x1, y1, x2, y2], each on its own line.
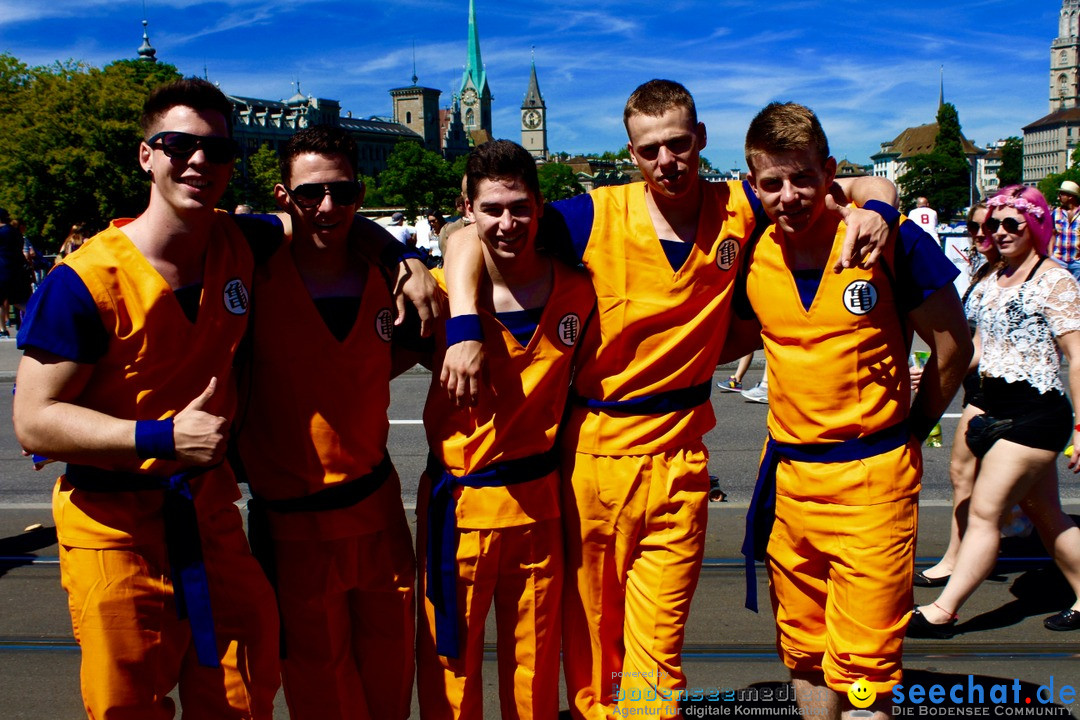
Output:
[521, 55, 548, 160]
[459, 0, 492, 139]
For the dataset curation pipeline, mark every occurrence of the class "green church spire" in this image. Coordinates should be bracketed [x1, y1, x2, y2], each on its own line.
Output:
[460, 0, 487, 95]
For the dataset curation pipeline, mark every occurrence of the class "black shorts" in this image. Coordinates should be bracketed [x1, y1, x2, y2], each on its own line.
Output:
[961, 371, 984, 410]
[977, 377, 1073, 453]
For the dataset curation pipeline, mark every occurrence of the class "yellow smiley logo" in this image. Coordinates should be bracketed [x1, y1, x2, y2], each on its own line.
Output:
[847, 678, 876, 709]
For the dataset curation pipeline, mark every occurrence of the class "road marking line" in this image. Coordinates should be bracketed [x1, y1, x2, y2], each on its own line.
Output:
[390, 419, 423, 425]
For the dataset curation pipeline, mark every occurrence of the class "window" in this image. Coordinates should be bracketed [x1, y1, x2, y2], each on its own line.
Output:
[406, 111, 412, 124]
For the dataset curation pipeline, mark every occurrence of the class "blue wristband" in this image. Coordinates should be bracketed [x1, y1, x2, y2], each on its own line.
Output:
[135, 418, 176, 460]
[862, 199, 901, 229]
[446, 314, 484, 347]
[379, 239, 423, 267]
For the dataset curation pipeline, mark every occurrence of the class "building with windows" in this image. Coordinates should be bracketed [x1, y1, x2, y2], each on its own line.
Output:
[1022, 0, 1080, 184]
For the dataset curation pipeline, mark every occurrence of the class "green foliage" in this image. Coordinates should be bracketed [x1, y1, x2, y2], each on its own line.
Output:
[239, 143, 281, 212]
[376, 141, 459, 219]
[0, 54, 181, 248]
[897, 102, 971, 220]
[358, 174, 385, 208]
[537, 163, 585, 201]
[996, 137, 1023, 189]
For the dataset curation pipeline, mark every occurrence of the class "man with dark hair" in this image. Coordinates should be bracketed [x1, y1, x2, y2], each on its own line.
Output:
[416, 139, 595, 719]
[236, 124, 416, 720]
[443, 81, 898, 719]
[12, 80, 436, 719]
[740, 102, 970, 719]
[14, 75, 282, 719]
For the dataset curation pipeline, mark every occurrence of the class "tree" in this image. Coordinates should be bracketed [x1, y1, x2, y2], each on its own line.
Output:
[1037, 167, 1080, 204]
[237, 143, 281, 212]
[897, 102, 971, 220]
[996, 136, 1023, 188]
[0, 54, 180, 247]
[375, 141, 459, 219]
[537, 163, 585, 201]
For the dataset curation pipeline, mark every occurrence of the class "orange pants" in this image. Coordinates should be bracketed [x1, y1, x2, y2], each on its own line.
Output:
[561, 444, 709, 720]
[59, 506, 279, 720]
[274, 506, 415, 720]
[767, 493, 917, 694]
[416, 490, 562, 720]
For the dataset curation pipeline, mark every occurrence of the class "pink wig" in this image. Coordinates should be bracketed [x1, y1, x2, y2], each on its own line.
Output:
[988, 185, 1053, 255]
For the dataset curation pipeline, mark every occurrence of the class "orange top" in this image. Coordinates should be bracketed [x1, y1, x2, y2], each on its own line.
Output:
[53, 214, 253, 548]
[425, 264, 595, 528]
[565, 181, 759, 455]
[747, 214, 920, 503]
[238, 240, 401, 540]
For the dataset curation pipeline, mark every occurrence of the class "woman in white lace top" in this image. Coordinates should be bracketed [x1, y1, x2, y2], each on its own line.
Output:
[910, 185, 1080, 637]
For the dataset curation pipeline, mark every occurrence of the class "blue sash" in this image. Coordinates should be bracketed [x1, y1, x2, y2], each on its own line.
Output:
[571, 380, 712, 415]
[740, 421, 911, 612]
[64, 463, 220, 668]
[425, 449, 559, 658]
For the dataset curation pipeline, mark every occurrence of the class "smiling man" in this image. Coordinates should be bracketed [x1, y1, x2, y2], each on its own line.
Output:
[739, 102, 971, 720]
[234, 125, 418, 720]
[13, 77, 282, 719]
[416, 140, 595, 720]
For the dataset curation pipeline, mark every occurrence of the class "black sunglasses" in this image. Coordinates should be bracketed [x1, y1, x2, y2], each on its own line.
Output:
[982, 217, 1026, 235]
[286, 181, 362, 208]
[966, 222, 986, 237]
[146, 131, 238, 164]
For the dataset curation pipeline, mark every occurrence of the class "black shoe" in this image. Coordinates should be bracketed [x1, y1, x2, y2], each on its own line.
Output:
[1044, 609, 1080, 631]
[907, 607, 956, 639]
[913, 571, 950, 588]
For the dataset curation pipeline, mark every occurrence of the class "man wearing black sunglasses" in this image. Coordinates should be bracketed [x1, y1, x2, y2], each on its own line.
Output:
[12, 78, 438, 720]
[235, 124, 421, 720]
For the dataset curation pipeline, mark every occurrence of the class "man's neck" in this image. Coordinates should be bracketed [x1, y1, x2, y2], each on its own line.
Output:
[121, 199, 215, 287]
[782, 212, 840, 271]
[644, 180, 703, 243]
[483, 247, 552, 312]
[290, 236, 365, 298]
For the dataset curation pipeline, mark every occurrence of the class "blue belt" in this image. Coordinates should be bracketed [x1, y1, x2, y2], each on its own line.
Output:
[740, 421, 911, 612]
[65, 463, 220, 668]
[425, 449, 559, 658]
[571, 380, 712, 415]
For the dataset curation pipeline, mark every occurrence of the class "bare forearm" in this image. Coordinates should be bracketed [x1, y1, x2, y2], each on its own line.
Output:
[836, 176, 898, 207]
[444, 225, 483, 316]
[14, 397, 137, 464]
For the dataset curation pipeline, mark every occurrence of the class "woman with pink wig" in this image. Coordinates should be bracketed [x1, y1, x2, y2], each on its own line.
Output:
[909, 185, 1080, 637]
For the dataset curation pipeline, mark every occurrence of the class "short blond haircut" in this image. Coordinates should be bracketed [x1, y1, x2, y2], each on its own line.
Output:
[623, 79, 697, 133]
[744, 102, 829, 173]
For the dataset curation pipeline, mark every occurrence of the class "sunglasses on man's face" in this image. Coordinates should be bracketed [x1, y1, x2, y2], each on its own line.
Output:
[286, 181, 362, 209]
[982, 216, 1027, 235]
[146, 131, 238, 164]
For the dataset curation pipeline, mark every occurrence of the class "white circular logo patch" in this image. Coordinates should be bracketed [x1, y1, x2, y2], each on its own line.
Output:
[716, 238, 740, 271]
[222, 278, 249, 315]
[842, 280, 878, 315]
[557, 313, 582, 346]
[375, 308, 394, 342]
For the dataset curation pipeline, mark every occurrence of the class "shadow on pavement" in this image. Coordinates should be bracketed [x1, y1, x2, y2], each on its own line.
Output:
[0, 524, 57, 579]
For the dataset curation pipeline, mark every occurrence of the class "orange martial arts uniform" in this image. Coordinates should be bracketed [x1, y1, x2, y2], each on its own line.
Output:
[417, 265, 595, 720]
[237, 240, 415, 720]
[549, 181, 763, 720]
[743, 213, 954, 694]
[42, 216, 280, 719]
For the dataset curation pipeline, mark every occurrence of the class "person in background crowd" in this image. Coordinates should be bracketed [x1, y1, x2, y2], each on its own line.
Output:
[1052, 180, 1080, 282]
[910, 186, 1080, 637]
[912, 202, 1001, 588]
[56, 223, 87, 262]
[0, 208, 31, 337]
[909, 196, 939, 243]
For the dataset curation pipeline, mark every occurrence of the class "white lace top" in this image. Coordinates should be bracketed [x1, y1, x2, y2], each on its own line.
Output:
[968, 264, 1080, 394]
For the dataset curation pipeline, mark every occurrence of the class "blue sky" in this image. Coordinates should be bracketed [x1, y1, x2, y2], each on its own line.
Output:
[0, 1, 1061, 171]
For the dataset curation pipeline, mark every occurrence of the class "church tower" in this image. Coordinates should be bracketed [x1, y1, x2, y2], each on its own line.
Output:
[459, 0, 493, 139]
[521, 54, 548, 160]
[1051, 0, 1080, 111]
[390, 58, 443, 153]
